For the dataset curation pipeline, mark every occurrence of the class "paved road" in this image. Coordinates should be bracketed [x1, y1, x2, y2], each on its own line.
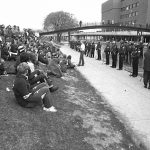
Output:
[60, 43, 150, 150]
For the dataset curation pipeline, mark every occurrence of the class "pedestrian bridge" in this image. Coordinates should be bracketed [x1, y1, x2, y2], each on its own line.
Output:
[39, 24, 150, 36]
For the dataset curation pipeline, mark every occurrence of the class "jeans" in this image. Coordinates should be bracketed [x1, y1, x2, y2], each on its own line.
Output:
[78, 51, 84, 66]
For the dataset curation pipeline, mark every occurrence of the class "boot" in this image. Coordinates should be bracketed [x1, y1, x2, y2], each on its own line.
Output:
[49, 86, 58, 92]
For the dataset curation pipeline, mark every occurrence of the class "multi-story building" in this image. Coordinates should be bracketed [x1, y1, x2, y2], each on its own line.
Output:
[102, 0, 150, 27]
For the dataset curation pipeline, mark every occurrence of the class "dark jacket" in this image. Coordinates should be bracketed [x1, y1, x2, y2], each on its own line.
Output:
[13, 74, 31, 107]
[143, 50, 150, 71]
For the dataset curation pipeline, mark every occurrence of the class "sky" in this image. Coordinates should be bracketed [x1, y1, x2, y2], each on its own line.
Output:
[0, 0, 107, 30]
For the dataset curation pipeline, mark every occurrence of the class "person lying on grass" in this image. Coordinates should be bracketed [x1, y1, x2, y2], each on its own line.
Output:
[13, 62, 57, 112]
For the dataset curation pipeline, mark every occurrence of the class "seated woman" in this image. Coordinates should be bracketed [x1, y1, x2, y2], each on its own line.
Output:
[13, 62, 57, 112]
[59, 54, 67, 73]
[67, 55, 75, 69]
[47, 58, 63, 78]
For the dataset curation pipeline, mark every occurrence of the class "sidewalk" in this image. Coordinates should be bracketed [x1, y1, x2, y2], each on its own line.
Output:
[60, 44, 150, 150]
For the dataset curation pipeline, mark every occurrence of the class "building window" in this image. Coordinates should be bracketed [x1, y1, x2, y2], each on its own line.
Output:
[136, 2, 139, 7]
[135, 11, 138, 16]
[126, 6, 129, 10]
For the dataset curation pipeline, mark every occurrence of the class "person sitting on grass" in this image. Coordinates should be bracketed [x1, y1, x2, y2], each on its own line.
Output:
[15, 52, 58, 92]
[67, 55, 75, 69]
[13, 62, 57, 112]
[59, 54, 67, 73]
[0, 58, 7, 76]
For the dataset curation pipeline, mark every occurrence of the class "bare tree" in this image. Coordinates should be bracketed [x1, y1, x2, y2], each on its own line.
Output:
[43, 11, 78, 42]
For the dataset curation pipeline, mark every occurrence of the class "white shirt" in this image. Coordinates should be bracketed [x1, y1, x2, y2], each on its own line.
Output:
[80, 43, 85, 51]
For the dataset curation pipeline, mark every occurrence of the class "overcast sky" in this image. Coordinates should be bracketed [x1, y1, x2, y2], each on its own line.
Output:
[0, 0, 107, 30]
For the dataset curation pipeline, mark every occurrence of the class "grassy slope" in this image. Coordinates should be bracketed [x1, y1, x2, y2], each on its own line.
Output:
[0, 65, 143, 150]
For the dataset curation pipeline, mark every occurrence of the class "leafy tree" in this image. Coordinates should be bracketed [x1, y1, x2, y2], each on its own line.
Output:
[43, 11, 78, 42]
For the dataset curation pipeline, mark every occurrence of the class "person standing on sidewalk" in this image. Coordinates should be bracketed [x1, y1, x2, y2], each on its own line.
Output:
[143, 43, 150, 88]
[130, 44, 140, 77]
[96, 42, 101, 60]
[111, 41, 118, 68]
[118, 42, 125, 70]
[78, 41, 85, 66]
[104, 42, 110, 65]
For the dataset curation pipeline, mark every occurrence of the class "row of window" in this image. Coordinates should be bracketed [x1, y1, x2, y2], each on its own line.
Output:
[120, 11, 138, 19]
[121, 2, 139, 12]
[120, 20, 136, 25]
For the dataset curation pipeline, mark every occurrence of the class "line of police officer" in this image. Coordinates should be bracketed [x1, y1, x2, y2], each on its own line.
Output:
[70, 40, 143, 78]
[104, 41, 142, 77]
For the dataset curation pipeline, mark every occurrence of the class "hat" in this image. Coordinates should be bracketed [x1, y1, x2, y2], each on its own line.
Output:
[18, 46, 25, 53]
[17, 62, 29, 74]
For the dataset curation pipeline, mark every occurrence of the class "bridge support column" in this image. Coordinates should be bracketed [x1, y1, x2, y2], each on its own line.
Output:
[68, 31, 70, 43]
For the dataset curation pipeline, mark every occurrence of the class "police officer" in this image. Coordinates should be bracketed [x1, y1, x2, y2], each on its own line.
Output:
[96, 41, 101, 60]
[111, 41, 118, 68]
[91, 42, 95, 58]
[118, 42, 125, 70]
[104, 42, 110, 65]
[130, 44, 140, 77]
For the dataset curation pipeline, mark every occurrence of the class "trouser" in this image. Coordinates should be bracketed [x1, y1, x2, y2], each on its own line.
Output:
[119, 55, 123, 69]
[143, 70, 150, 87]
[112, 54, 117, 67]
[26, 83, 52, 108]
[106, 54, 109, 65]
[78, 51, 84, 66]
[97, 50, 101, 60]
[91, 50, 94, 58]
[132, 60, 138, 76]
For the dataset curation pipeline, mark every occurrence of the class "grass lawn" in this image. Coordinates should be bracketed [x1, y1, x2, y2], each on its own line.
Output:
[0, 62, 144, 150]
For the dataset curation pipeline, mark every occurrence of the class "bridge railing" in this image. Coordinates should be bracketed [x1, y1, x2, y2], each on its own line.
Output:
[81, 22, 150, 29]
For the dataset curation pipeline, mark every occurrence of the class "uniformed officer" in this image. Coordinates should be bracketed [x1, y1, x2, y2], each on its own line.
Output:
[96, 41, 101, 60]
[111, 41, 118, 68]
[130, 44, 140, 77]
[104, 42, 110, 65]
[118, 42, 125, 70]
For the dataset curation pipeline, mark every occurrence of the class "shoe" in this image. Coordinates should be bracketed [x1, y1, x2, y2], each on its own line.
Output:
[117, 68, 122, 70]
[148, 86, 150, 89]
[132, 75, 137, 77]
[144, 85, 147, 88]
[49, 86, 58, 92]
[43, 106, 57, 112]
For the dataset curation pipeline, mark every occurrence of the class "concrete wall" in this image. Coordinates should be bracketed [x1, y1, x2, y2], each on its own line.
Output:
[102, 0, 120, 24]
[146, 0, 150, 24]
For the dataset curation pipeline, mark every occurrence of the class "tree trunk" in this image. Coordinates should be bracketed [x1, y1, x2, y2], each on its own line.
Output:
[57, 33, 61, 43]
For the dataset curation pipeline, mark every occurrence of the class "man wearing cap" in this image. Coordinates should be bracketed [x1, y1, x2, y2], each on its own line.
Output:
[118, 42, 125, 70]
[104, 42, 110, 65]
[130, 45, 140, 77]
[13, 62, 57, 112]
[111, 41, 118, 68]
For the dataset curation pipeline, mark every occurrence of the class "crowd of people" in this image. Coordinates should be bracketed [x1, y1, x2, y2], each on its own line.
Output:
[69, 39, 150, 89]
[0, 24, 75, 112]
